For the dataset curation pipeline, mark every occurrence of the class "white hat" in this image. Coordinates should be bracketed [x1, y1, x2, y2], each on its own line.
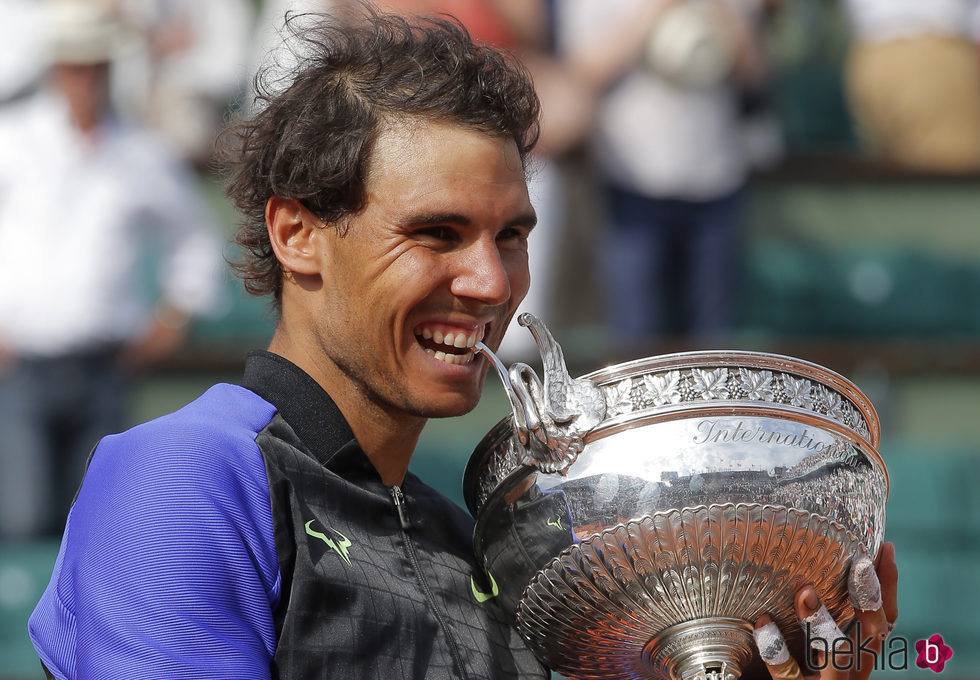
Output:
[43, 0, 122, 65]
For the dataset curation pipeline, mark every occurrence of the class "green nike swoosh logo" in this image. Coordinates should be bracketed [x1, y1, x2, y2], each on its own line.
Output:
[471, 571, 499, 603]
[305, 520, 352, 565]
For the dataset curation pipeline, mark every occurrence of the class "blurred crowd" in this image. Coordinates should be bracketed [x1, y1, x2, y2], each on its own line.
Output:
[1, 0, 979, 540]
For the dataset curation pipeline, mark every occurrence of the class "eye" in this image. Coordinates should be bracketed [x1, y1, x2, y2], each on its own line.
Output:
[496, 226, 530, 249]
[415, 225, 459, 244]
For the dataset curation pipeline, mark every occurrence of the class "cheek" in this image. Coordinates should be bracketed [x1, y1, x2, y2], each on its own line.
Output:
[352, 256, 451, 335]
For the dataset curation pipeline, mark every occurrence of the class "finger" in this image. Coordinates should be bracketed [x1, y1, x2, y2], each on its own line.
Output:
[848, 556, 888, 680]
[876, 541, 899, 627]
[849, 553, 889, 640]
[797, 587, 849, 680]
[753, 615, 808, 680]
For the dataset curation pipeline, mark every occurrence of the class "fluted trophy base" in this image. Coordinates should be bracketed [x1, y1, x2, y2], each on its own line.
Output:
[642, 618, 754, 680]
[515, 504, 867, 680]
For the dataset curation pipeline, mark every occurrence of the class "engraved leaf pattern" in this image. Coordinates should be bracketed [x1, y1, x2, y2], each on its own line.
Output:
[604, 378, 634, 416]
[693, 367, 729, 400]
[641, 371, 682, 406]
[819, 386, 846, 421]
[781, 373, 812, 407]
[740, 368, 773, 401]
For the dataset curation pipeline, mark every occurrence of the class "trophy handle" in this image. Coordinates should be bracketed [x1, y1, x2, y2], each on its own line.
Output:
[473, 341, 535, 447]
[475, 314, 606, 474]
[517, 313, 605, 430]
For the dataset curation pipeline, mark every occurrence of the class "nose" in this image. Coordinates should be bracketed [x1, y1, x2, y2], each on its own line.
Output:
[449, 237, 519, 307]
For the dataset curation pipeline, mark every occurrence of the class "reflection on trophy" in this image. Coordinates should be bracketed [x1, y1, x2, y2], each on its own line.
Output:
[466, 314, 887, 680]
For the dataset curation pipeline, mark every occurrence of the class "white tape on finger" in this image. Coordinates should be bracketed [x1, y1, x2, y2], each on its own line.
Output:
[754, 622, 791, 665]
[848, 556, 883, 611]
[803, 604, 848, 651]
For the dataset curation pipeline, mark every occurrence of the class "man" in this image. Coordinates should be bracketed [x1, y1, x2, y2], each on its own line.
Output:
[0, 0, 223, 539]
[29, 7, 895, 680]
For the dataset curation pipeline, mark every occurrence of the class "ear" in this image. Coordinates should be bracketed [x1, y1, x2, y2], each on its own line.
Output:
[265, 196, 323, 276]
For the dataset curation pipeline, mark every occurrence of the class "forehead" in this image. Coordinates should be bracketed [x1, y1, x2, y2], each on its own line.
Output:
[363, 120, 530, 211]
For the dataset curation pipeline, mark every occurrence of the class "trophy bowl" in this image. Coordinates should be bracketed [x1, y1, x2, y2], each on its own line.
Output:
[465, 315, 887, 680]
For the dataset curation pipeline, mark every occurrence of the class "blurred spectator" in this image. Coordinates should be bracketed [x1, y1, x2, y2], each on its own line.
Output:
[110, 0, 255, 165]
[558, 0, 777, 347]
[0, 0, 46, 103]
[0, 0, 225, 539]
[843, 0, 980, 173]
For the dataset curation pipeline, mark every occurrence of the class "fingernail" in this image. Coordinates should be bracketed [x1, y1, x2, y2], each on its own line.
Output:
[849, 556, 883, 611]
[753, 621, 790, 665]
[803, 588, 819, 613]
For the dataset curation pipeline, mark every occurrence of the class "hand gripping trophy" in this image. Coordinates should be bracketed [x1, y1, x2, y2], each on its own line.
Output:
[466, 315, 889, 680]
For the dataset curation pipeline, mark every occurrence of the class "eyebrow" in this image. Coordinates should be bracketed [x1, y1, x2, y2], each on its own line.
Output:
[402, 211, 538, 231]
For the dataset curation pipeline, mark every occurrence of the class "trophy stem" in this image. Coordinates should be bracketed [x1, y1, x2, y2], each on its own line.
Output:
[642, 618, 755, 680]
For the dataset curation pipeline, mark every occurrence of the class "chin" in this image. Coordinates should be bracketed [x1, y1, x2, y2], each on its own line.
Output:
[417, 391, 482, 419]
[428, 400, 480, 419]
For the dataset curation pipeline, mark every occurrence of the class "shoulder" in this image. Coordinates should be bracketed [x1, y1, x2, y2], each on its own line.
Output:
[29, 384, 282, 678]
[63, 383, 282, 591]
[117, 381, 278, 447]
[71, 382, 281, 569]
[89, 383, 277, 492]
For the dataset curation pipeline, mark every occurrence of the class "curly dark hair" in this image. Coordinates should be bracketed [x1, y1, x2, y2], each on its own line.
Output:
[220, 7, 541, 306]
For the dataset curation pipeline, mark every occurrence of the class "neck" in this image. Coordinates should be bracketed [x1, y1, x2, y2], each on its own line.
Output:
[268, 325, 425, 487]
[353, 416, 425, 487]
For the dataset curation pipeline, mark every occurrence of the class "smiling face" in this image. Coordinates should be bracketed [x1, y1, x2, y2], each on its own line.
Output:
[293, 120, 535, 427]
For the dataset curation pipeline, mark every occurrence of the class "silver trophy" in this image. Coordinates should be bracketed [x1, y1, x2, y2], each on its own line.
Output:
[466, 314, 887, 680]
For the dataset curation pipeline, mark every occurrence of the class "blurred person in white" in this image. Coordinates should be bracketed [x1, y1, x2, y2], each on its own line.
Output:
[0, 0, 224, 540]
[0, 0, 46, 103]
[843, 0, 980, 173]
[110, 0, 255, 164]
[558, 0, 776, 348]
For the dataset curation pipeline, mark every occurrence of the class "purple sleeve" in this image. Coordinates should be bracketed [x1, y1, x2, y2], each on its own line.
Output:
[29, 384, 281, 680]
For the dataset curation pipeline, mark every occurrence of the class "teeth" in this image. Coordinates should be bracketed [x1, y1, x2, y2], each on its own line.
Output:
[427, 349, 475, 365]
[415, 324, 487, 350]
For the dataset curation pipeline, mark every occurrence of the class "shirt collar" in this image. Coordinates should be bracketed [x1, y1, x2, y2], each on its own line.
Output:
[241, 350, 360, 469]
